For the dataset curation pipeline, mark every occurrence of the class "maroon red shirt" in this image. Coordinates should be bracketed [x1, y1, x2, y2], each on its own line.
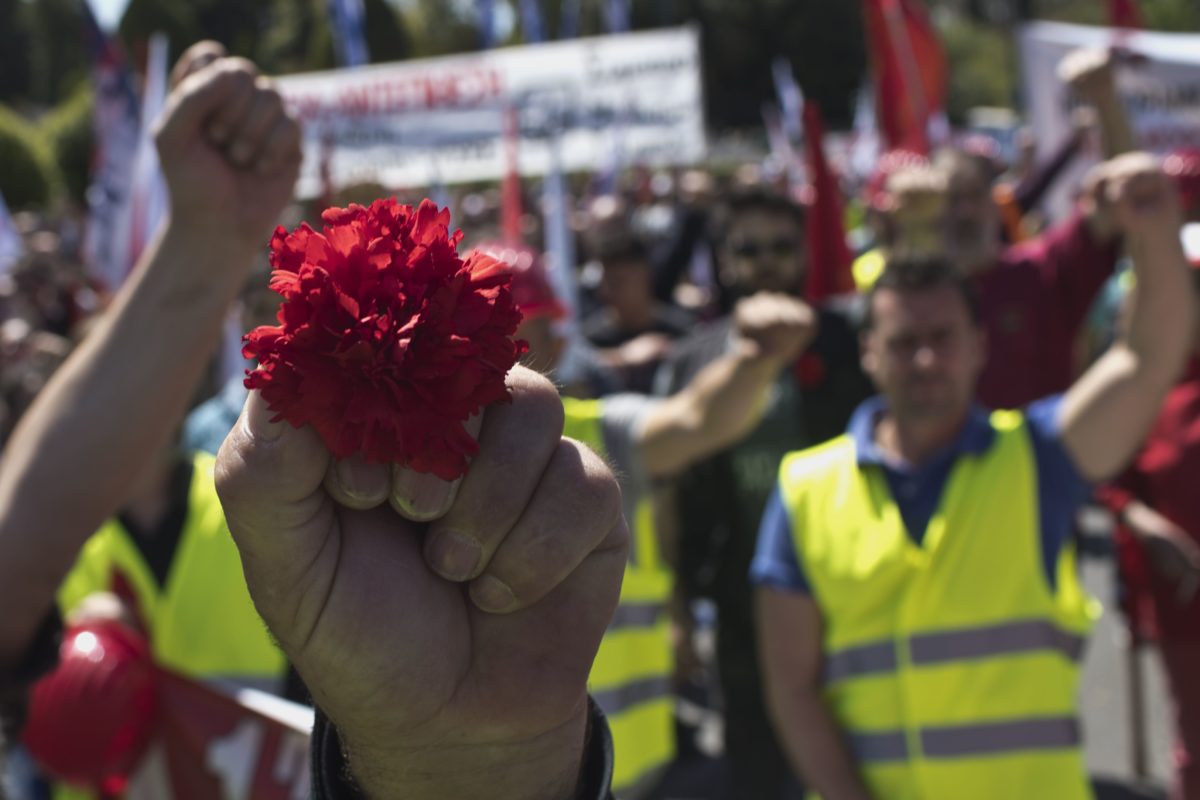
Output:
[974, 212, 1119, 410]
[1103, 358, 1200, 639]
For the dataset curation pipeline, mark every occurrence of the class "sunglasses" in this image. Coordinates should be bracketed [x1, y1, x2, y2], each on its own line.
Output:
[728, 237, 797, 258]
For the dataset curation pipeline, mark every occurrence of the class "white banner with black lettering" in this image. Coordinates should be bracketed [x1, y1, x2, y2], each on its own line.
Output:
[1018, 21, 1200, 215]
[277, 27, 706, 196]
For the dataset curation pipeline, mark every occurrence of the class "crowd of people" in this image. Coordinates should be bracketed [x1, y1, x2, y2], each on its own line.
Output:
[1, 37, 1200, 800]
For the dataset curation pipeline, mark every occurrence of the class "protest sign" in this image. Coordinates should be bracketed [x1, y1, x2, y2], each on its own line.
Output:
[276, 27, 705, 195]
[1019, 21, 1200, 215]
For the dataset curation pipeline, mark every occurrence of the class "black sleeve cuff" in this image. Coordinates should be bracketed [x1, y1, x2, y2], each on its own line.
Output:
[310, 697, 615, 800]
[0, 610, 63, 743]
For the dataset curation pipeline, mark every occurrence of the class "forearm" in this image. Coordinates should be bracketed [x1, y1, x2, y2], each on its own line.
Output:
[1062, 229, 1193, 481]
[1090, 85, 1136, 159]
[638, 345, 779, 477]
[0, 222, 252, 662]
[1124, 232, 1194, 386]
[773, 687, 874, 800]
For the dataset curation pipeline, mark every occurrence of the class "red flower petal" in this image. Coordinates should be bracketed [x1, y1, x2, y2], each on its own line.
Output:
[244, 198, 528, 479]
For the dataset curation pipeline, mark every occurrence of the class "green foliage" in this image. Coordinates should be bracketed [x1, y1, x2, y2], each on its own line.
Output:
[0, 105, 59, 210]
[939, 16, 1015, 124]
[24, 0, 89, 106]
[1140, 0, 1200, 31]
[402, 0, 482, 58]
[0, 1, 32, 106]
[684, 0, 867, 130]
[42, 83, 96, 208]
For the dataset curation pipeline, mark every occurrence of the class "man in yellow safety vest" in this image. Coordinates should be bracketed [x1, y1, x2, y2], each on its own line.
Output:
[754, 153, 1194, 800]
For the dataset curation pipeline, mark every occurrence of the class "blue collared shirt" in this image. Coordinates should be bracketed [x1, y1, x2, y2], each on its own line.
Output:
[750, 395, 1090, 594]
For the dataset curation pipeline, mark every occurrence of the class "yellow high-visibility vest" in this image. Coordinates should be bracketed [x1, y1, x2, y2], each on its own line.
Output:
[54, 452, 286, 798]
[563, 397, 675, 797]
[780, 410, 1096, 800]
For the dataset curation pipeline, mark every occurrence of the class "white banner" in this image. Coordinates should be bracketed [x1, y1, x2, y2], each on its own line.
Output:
[1018, 21, 1200, 215]
[276, 27, 706, 196]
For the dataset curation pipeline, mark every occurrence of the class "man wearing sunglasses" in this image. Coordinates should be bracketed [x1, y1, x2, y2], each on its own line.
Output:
[656, 187, 872, 799]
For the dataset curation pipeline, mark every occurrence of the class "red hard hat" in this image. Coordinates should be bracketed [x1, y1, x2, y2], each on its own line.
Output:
[472, 241, 567, 321]
[22, 621, 158, 790]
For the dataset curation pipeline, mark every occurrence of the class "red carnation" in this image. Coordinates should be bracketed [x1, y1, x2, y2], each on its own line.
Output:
[244, 198, 528, 481]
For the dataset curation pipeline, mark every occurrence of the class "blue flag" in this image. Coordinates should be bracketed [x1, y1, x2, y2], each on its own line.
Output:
[605, 0, 630, 33]
[559, 0, 581, 38]
[477, 0, 497, 49]
[520, 0, 545, 42]
[327, 0, 370, 67]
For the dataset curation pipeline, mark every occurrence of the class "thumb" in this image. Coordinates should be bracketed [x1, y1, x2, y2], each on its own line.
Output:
[215, 390, 334, 594]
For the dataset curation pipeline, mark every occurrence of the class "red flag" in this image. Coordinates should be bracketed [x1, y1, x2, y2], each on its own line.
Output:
[801, 102, 854, 302]
[1108, 0, 1142, 29]
[861, 0, 947, 155]
[501, 106, 524, 245]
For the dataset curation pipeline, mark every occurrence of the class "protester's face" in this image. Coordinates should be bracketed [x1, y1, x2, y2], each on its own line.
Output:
[862, 285, 984, 422]
[943, 160, 999, 270]
[599, 260, 653, 317]
[719, 210, 807, 297]
[515, 315, 564, 375]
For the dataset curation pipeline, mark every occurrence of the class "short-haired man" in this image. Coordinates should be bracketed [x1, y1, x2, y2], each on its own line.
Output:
[754, 154, 1194, 799]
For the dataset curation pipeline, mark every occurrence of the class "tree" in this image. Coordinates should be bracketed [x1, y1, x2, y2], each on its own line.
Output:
[0, 105, 59, 210]
[42, 83, 95, 208]
[683, 0, 867, 130]
[0, 1, 32, 107]
[24, 0, 89, 107]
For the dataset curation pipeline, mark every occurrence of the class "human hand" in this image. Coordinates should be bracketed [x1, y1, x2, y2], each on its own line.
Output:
[1125, 501, 1200, 604]
[614, 332, 674, 368]
[155, 42, 301, 257]
[733, 291, 818, 365]
[1058, 48, 1118, 102]
[216, 367, 628, 799]
[881, 164, 948, 258]
[1084, 153, 1184, 243]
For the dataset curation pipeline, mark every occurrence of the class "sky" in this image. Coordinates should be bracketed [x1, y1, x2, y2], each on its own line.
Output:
[88, 0, 131, 32]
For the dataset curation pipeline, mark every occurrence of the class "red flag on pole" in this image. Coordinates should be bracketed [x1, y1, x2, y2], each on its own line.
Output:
[1108, 0, 1143, 29]
[801, 102, 854, 302]
[861, 0, 947, 155]
[501, 106, 524, 245]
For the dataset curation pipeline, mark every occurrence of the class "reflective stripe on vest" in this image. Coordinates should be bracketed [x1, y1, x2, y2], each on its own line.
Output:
[825, 618, 1087, 683]
[850, 716, 1082, 763]
[782, 410, 1097, 800]
[562, 397, 675, 795]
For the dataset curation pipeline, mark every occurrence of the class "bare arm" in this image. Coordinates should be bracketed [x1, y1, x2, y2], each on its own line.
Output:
[1123, 500, 1200, 604]
[1059, 48, 1136, 161]
[0, 45, 301, 665]
[757, 586, 874, 800]
[637, 293, 816, 478]
[1059, 153, 1195, 483]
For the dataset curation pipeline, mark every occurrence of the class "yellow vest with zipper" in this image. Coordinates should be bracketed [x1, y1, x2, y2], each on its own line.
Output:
[780, 410, 1096, 800]
[563, 397, 675, 797]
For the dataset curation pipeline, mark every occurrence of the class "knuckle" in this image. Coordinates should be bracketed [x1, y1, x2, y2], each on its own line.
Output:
[224, 57, 260, 79]
[510, 366, 565, 434]
[562, 440, 622, 526]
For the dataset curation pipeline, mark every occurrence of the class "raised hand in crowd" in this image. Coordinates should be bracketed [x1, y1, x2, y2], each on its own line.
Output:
[1058, 46, 1136, 159]
[636, 291, 817, 477]
[0, 41, 300, 667]
[216, 369, 626, 799]
[1060, 152, 1196, 482]
[1123, 500, 1200, 604]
